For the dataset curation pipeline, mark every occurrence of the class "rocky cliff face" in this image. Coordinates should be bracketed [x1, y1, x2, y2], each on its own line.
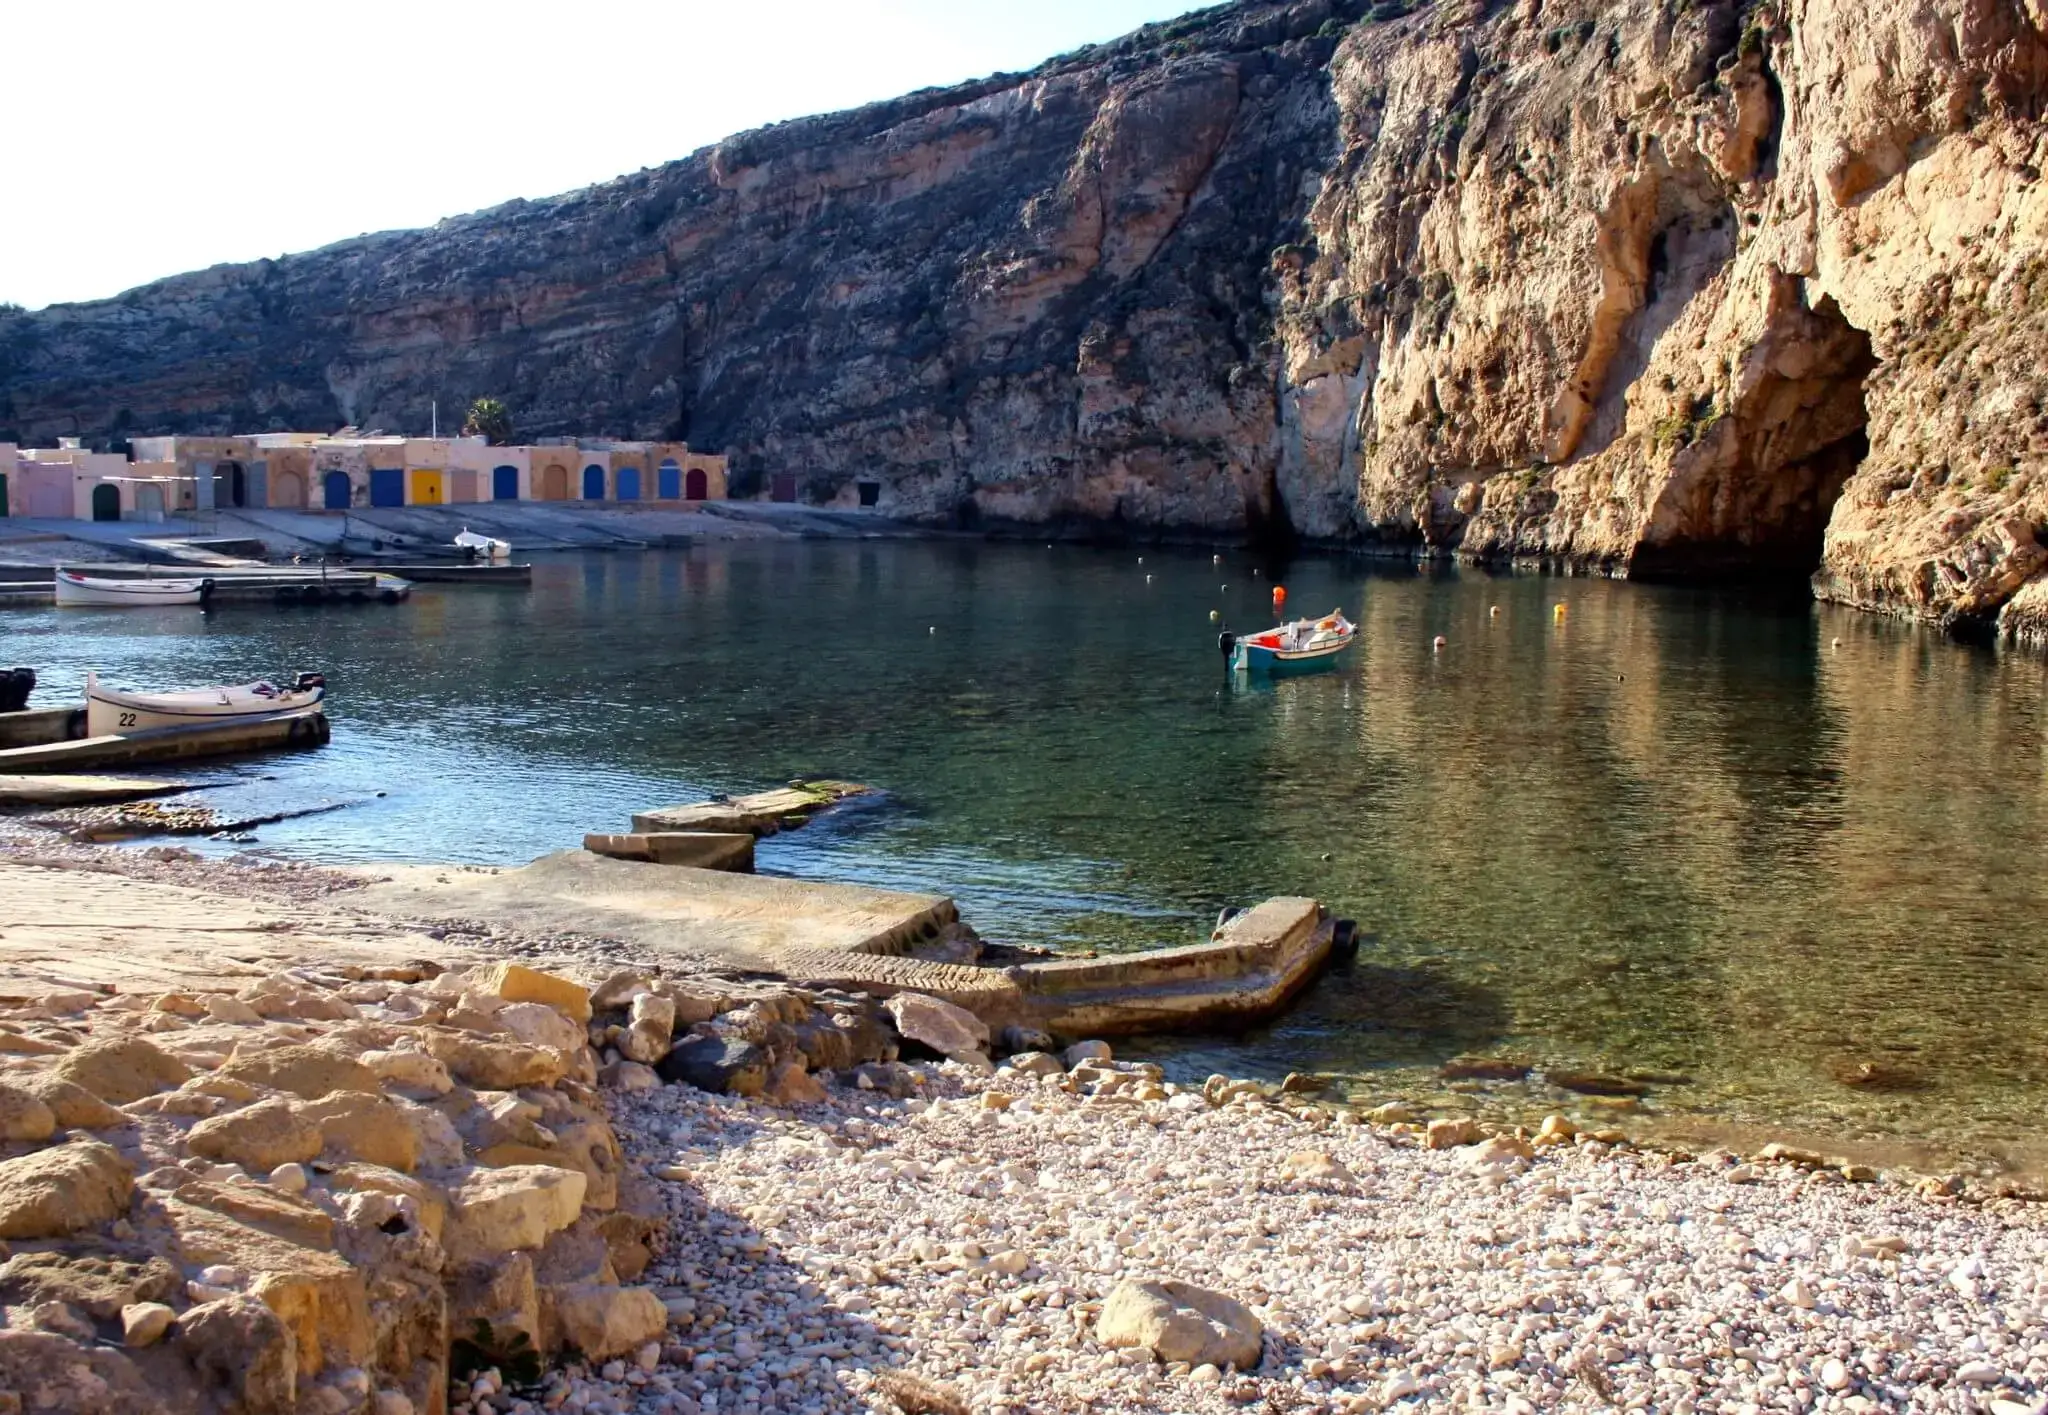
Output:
[5, 0, 2048, 637]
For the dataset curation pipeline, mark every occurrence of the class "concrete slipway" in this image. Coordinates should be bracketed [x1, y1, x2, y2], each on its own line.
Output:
[351, 851, 1338, 1041]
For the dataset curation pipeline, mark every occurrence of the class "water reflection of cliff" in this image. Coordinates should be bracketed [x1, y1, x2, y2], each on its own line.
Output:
[14, 541, 2048, 1159]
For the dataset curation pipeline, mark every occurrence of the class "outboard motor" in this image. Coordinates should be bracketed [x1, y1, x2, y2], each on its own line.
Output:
[0, 667, 34, 714]
[293, 672, 327, 693]
[1217, 630, 1237, 660]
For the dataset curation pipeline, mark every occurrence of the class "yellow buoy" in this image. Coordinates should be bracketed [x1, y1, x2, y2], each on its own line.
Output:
[1553, 603, 1567, 619]
[1210, 610, 1220, 622]
[1433, 635, 1447, 651]
[1489, 605, 1500, 618]
[1832, 637, 1842, 649]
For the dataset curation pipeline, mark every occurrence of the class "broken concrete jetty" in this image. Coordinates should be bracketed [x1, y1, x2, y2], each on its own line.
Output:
[629, 780, 871, 837]
[361, 850, 1336, 1042]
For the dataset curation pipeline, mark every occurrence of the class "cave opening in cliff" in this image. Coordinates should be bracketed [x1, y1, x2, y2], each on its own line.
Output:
[1634, 295, 1875, 586]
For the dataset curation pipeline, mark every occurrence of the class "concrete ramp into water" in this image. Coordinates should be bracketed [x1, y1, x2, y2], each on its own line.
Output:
[351, 850, 957, 969]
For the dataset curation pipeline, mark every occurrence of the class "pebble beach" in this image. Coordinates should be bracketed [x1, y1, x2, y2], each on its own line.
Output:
[5, 833, 2048, 1414]
[536, 1060, 2048, 1415]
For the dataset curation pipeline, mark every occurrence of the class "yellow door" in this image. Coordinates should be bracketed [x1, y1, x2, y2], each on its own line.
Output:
[409, 469, 444, 505]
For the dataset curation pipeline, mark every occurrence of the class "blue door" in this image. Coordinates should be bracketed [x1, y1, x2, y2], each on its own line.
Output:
[617, 467, 641, 501]
[323, 471, 351, 509]
[369, 469, 405, 507]
[658, 460, 681, 499]
[582, 464, 605, 500]
[492, 465, 519, 501]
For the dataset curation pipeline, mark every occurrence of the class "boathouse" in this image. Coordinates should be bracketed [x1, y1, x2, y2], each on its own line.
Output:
[2, 430, 730, 520]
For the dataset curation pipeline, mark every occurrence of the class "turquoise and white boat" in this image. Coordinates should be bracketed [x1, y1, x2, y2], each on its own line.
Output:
[1226, 610, 1356, 675]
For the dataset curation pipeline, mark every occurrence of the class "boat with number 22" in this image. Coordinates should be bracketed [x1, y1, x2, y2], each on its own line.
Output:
[85, 671, 327, 736]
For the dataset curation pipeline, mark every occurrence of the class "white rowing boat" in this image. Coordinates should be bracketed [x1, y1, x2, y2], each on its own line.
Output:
[55, 570, 213, 608]
[453, 528, 512, 560]
[85, 671, 326, 736]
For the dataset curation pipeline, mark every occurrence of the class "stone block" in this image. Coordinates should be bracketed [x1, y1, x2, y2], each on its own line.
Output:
[50, 1036, 191, 1105]
[300, 1092, 421, 1172]
[885, 992, 990, 1058]
[469, 963, 591, 1024]
[423, 1030, 568, 1090]
[216, 1045, 382, 1101]
[1097, 1278, 1263, 1370]
[0, 1140, 133, 1239]
[655, 1036, 768, 1096]
[443, 1165, 587, 1265]
[187, 1098, 324, 1172]
[0, 1081, 55, 1142]
[548, 1283, 666, 1360]
[582, 831, 756, 872]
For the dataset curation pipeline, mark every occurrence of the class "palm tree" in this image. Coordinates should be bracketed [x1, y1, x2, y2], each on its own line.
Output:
[462, 397, 513, 446]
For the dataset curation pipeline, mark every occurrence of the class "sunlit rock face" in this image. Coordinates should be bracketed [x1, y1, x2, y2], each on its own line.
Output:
[6, 0, 2048, 633]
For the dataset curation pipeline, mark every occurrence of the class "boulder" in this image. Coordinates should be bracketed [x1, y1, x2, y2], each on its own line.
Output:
[1006, 1051, 1065, 1078]
[0, 1028, 65, 1056]
[359, 1049, 454, 1098]
[423, 1031, 568, 1090]
[122, 1301, 175, 1347]
[619, 993, 676, 1065]
[443, 1165, 588, 1265]
[177, 1294, 300, 1414]
[549, 1283, 666, 1360]
[1063, 1040, 1113, 1068]
[764, 1061, 828, 1106]
[0, 1251, 180, 1320]
[329, 1165, 446, 1245]
[1097, 1279, 1263, 1370]
[17, 1074, 129, 1130]
[167, 1179, 339, 1255]
[237, 974, 358, 1022]
[300, 1092, 421, 1172]
[187, 1098, 324, 1172]
[0, 1140, 134, 1239]
[1425, 1118, 1483, 1150]
[846, 1061, 918, 1099]
[49, 1036, 191, 1104]
[598, 1060, 660, 1093]
[0, 1081, 56, 1142]
[656, 1036, 768, 1096]
[215, 1045, 382, 1100]
[450, 1250, 540, 1353]
[498, 1001, 587, 1057]
[163, 1199, 369, 1380]
[469, 963, 591, 1024]
[885, 993, 990, 1059]
[999, 1024, 1058, 1056]
[0, 1329, 176, 1415]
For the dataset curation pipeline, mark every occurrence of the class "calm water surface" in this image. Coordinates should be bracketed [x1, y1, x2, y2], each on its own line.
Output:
[8, 542, 2047, 1171]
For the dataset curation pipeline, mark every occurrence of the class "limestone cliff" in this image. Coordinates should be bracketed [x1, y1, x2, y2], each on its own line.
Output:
[4, 0, 2048, 638]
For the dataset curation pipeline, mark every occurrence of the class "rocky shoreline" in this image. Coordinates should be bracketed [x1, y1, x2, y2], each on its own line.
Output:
[3, 831, 2047, 1413]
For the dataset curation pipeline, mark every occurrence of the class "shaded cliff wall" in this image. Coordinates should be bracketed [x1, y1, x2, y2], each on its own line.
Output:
[6, 0, 2048, 636]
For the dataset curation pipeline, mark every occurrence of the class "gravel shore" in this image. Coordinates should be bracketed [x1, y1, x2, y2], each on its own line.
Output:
[495, 1060, 2048, 1415]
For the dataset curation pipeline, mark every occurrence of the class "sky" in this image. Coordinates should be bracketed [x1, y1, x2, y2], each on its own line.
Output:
[0, 0, 1209, 311]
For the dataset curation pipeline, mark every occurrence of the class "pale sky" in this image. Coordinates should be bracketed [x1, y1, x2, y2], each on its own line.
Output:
[0, 0, 1208, 311]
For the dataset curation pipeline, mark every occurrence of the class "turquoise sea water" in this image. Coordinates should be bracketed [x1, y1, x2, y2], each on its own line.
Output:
[8, 541, 2047, 1172]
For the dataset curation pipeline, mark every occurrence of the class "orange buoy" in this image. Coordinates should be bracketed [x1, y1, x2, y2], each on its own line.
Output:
[1272, 585, 1288, 611]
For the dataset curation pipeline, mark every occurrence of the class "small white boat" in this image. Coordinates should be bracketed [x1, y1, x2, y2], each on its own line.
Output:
[1226, 610, 1358, 675]
[55, 570, 213, 608]
[85, 670, 326, 736]
[453, 529, 511, 560]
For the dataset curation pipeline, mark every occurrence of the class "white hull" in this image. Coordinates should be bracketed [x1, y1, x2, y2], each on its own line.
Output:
[55, 571, 210, 608]
[85, 672, 325, 736]
[453, 530, 512, 559]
